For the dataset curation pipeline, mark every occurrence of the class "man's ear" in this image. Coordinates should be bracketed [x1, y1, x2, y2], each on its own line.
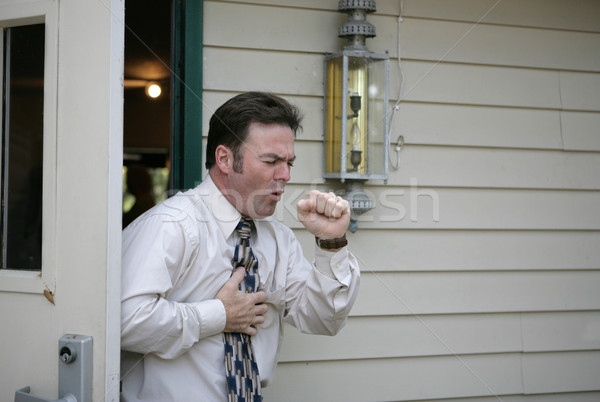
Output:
[215, 145, 234, 174]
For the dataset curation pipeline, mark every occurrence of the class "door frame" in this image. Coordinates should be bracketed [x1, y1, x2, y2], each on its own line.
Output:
[171, 0, 204, 191]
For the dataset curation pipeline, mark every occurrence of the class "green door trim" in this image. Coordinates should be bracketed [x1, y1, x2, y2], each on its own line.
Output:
[171, 0, 203, 191]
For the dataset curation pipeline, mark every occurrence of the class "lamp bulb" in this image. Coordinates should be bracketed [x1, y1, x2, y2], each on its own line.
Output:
[145, 83, 162, 99]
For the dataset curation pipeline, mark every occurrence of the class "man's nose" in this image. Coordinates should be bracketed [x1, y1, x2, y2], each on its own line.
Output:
[275, 163, 291, 182]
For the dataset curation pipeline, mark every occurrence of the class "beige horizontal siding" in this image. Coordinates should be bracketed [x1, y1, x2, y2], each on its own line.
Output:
[417, 393, 600, 402]
[278, 185, 600, 230]
[385, 146, 600, 189]
[265, 352, 600, 401]
[204, 48, 600, 109]
[560, 71, 600, 111]
[203, 47, 323, 95]
[285, 142, 600, 189]
[214, 0, 401, 16]
[204, 1, 344, 54]
[206, 1, 600, 64]
[522, 311, 600, 352]
[294, 229, 600, 271]
[204, 1, 397, 56]
[204, 91, 600, 152]
[402, 64, 600, 110]
[281, 311, 600, 363]
[202, 0, 600, 400]
[399, 18, 600, 71]
[353, 271, 600, 316]
[398, 106, 600, 151]
[209, 0, 600, 37]
[204, 50, 600, 114]
[523, 351, 600, 394]
[279, 314, 523, 361]
[279, 311, 600, 362]
[562, 112, 600, 151]
[403, 0, 600, 32]
[396, 103, 565, 149]
[401, 61, 562, 108]
[264, 353, 524, 401]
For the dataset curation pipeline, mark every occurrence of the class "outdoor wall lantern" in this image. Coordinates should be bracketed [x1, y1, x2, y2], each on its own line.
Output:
[324, 0, 390, 232]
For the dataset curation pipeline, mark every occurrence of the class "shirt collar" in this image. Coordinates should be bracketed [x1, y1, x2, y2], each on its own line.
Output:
[199, 174, 241, 240]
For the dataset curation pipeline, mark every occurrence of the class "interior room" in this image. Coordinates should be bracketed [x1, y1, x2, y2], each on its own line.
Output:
[122, 0, 172, 226]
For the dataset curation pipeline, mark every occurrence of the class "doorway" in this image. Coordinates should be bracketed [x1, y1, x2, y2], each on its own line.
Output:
[122, 0, 203, 228]
[122, 0, 172, 228]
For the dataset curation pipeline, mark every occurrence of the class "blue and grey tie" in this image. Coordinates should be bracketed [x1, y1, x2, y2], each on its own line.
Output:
[224, 218, 262, 401]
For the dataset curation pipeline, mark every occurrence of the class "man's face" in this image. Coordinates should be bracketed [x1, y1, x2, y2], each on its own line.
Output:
[226, 122, 295, 219]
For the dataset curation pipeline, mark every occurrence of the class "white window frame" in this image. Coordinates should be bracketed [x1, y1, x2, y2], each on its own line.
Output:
[0, 0, 58, 294]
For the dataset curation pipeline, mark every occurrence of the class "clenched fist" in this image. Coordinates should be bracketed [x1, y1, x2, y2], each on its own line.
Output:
[296, 190, 350, 239]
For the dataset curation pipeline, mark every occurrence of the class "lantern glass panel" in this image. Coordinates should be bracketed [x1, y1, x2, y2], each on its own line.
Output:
[324, 52, 388, 180]
[324, 56, 343, 175]
[366, 57, 387, 176]
[346, 57, 368, 175]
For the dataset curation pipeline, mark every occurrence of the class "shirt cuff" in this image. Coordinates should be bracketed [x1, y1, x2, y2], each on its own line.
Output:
[191, 298, 227, 337]
[314, 245, 352, 286]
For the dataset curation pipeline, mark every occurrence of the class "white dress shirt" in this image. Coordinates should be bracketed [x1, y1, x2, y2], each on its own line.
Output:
[120, 175, 360, 401]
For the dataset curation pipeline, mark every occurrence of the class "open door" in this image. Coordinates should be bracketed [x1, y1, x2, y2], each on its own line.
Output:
[0, 0, 123, 400]
[122, 0, 203, 214]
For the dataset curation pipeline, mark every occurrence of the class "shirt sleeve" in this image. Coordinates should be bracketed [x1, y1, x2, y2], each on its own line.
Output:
[120, 212, 226, 360]
[283, 235, 360, 336]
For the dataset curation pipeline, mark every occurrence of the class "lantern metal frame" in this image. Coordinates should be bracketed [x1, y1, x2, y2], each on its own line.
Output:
[322, 48, 390, 183]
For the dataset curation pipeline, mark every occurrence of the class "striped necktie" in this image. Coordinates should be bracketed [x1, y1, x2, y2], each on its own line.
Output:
[224, 218, 262, 401]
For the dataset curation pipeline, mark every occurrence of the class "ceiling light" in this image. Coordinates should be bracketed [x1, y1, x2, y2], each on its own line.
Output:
[145, 82, 162, 99]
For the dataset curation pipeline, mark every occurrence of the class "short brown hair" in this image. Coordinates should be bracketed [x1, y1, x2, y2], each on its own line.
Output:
[205, 92, 302, 171]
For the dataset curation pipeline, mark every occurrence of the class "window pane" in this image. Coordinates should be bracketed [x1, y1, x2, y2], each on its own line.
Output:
[1, 24, 45, 270]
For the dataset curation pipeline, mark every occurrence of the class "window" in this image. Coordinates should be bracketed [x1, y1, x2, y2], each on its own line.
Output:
[1, 24, 45, 270]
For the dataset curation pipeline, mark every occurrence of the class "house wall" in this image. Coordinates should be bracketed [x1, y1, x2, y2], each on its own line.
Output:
[202, 1, 600, 400]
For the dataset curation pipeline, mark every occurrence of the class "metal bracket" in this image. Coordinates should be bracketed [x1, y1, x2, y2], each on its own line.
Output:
[15, 334, 93, 402]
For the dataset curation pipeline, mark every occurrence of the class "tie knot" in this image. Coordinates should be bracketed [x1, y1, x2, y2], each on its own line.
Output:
[236, 218, 253, 240]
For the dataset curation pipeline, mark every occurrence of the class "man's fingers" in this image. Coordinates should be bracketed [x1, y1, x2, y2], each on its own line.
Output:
[296, 198, 313, 214]
[333, 197, 350, 218]
[314, 191, 334, 214]
[297, 190, 338, 214]
[252, 290, 267, 304]
[250, 319, 264, 332]
[243, 325, 258, 336]
[325, 195, 340, 217]
[253, 313, 266, 325]
[228, 267, 246, 286]
[251, 305, 266, 323]
[301, 190, 348, 218]
[237, 301, 268, 335]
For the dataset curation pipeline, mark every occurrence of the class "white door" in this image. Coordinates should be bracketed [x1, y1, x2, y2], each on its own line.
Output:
[0, 0, 123, 400]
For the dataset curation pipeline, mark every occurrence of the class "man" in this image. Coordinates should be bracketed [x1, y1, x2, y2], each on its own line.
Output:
[120, 92, 360, 401]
